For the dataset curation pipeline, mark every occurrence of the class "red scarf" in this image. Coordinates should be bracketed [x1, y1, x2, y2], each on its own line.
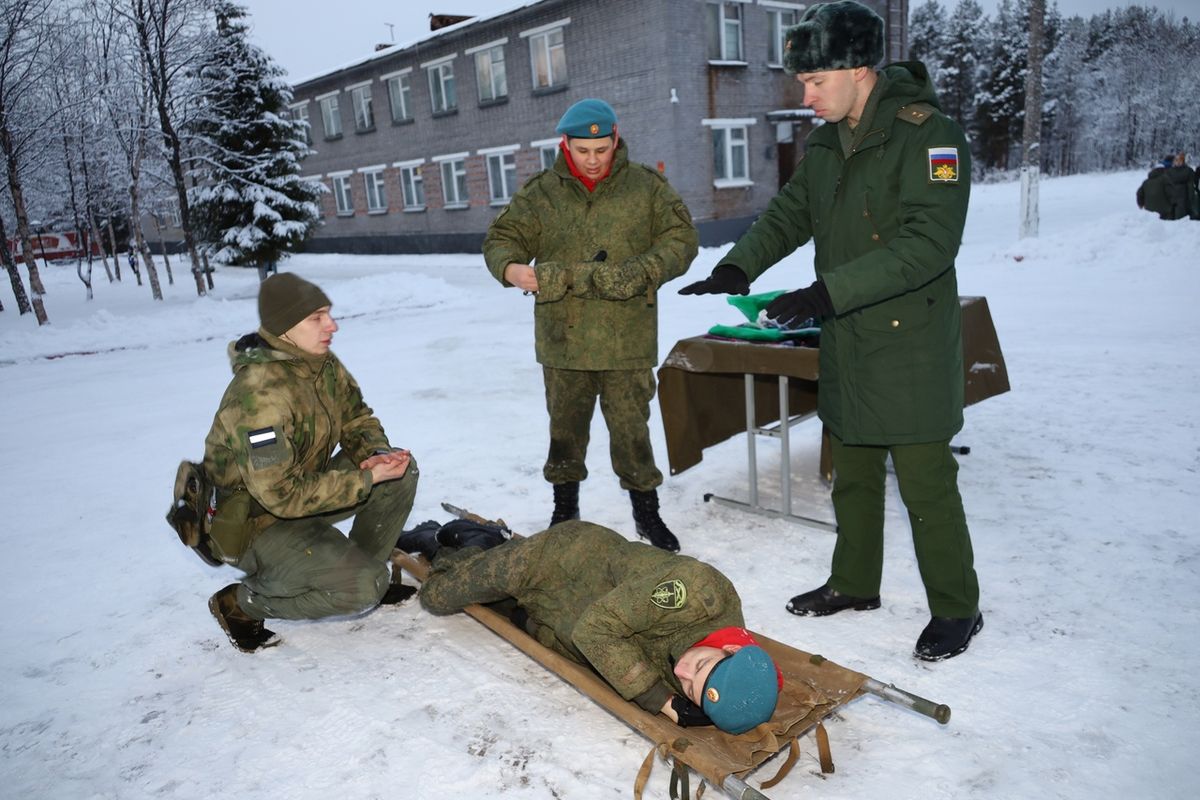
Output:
[560, 138, 613, 192]
[691, 626, 784, 688]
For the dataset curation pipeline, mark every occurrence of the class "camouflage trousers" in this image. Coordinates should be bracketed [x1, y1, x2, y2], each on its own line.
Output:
[235, 453, 419, 621]
[827, 436, 979, 618]
[542, 366, 663, 491]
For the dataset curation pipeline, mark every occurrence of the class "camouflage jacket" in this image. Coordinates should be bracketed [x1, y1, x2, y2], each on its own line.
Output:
[203, 330, 390, 522]
[422, 522, 745, 714]
[482, 138, 698, 371]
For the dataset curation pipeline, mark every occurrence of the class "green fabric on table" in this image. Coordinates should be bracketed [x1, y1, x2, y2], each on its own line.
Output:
[707, 292, 820, 341]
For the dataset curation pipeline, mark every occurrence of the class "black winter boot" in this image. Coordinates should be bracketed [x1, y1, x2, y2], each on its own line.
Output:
[629, 489, 680, 552]
[914, 612, 984, 661]
[549, 481, 580, 527]
[209, 583, 281, 653]
[395, 520, 442, 560]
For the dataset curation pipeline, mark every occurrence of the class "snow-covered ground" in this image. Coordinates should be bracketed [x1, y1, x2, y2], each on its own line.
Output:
[1, 170, 1197, 799]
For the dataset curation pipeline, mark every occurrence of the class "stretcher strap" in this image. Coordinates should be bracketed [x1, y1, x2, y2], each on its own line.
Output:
[669, 758, 691, 800]
[759, 737, 800, 789]
[634, 743, 669, 800]
[815, 720, 835, 774]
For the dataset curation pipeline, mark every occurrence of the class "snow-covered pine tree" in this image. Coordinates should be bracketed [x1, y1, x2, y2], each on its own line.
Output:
[188, 1, 321, 277]
[908, 0, 949, 92]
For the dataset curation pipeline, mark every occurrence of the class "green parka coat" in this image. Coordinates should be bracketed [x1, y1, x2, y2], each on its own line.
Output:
[202, 330, 391, 558]
[721, 62, 971, 446]
[483, 139, 698, 371]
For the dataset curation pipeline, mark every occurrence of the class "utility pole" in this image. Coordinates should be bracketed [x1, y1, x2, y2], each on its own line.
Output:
[1020, 0, 1046, 239]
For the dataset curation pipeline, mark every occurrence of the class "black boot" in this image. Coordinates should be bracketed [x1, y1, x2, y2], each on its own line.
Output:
[209, 583, 281, 653]
[914, 612, 984, 661]
[785, 584, 881, 617]
[379, 581, 418, 606]
[549, 481, 580, 527]
[395, 520, 442, 560]
[630, 489, 680, 552]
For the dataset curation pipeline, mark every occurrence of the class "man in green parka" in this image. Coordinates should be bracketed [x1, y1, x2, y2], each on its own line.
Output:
[680, 1, 982, 661]
[397, 520, 782, 735]
[201, 273, 419, 652]
[483, 99, 699, 552]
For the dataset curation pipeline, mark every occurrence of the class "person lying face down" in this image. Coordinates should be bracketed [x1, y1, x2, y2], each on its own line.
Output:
[399, 520, 782, 734]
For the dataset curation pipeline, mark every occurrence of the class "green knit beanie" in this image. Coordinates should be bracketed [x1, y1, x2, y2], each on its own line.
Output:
[257, 273, 332, 335]
[782, 1, 884, 74]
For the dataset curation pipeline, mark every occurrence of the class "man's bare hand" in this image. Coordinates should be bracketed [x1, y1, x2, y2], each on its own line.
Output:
[504, 262, 539, 293]
[362, 449, 411, 483]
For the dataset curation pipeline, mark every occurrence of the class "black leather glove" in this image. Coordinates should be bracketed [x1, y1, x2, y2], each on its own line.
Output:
[677, 264, 750, 296]
[670, 694, 714, 727]
[763, 280, 834, 327]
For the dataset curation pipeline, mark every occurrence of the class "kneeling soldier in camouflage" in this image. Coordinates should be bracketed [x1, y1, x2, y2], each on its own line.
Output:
[397, 521, 781, 734]
[202, 273, 419, 652]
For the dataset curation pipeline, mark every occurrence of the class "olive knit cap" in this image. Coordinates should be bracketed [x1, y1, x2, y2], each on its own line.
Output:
[782, 1, 884, 74]
[258, 273, 332, 335]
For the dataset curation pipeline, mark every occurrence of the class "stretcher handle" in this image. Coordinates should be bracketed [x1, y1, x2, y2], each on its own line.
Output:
[862, 677, 952, 725]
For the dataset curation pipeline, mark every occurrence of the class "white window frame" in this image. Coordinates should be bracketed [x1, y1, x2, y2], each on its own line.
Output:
[521, 19, 570, 90]
[382, 68, 413, 122]
[432, 152, 469, 208]
[531, 137, 560, 170]
[422, 55, 458, 114]
[329, 170, 354, 214]
[468, 39, 508, 104]
[763, 2, 803, 67]
[394, 158, 426, 211]
[479, 144, 519, 205]
[702, 118, 756, 187]
[706, 2, 746, 63]
[317, 91, 342, 138]
[289, 101, 311, 145]
[359, 165, 387, 213]
[347, 81, 375, 131]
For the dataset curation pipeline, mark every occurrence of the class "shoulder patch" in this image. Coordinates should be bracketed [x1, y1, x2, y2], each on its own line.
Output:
[650, 579, 688, 610]
[897, 102, 937, 126]
[928, 147, 961, 183]
[246, 426, 286, 470]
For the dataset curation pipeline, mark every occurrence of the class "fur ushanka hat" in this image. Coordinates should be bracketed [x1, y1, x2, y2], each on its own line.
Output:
[782, 1, 885, 74]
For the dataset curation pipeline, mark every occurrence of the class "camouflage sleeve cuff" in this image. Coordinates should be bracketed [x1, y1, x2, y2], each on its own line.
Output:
[633, 681, 674, 714]
[533, 262, 570, 302]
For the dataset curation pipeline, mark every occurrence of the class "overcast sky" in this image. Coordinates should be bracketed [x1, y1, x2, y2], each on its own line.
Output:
[239, 0, 1196, 82]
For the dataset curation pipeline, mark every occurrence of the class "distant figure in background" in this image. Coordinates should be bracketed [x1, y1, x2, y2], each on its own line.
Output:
[1136, 160, 1172, 219]
[1163, 152, 1199, 221]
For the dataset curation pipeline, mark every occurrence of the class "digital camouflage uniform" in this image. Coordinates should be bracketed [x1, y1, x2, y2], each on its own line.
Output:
[202, 329, 418, 620]
[720, 62, 979, 617]
[482, 139, 698, 490]
[421, 521, 744, 713]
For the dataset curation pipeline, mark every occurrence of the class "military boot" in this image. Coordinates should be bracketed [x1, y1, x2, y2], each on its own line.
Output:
[395, 520, 442, 560]
[549, 481, 580, 527]
[208, 583, 280, 653]
[914, 612, 984, 661]
[630, 489, 680, 552]
[378, 580, 418, 606]
[786, 584, 881, 617]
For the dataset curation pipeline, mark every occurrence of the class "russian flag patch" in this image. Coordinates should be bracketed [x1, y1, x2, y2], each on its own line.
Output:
[247, 427, 277, 448]
[928, 147, 959, 183]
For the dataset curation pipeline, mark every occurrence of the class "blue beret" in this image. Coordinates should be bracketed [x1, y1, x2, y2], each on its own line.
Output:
[701, 646, 780, 735]
[555, 98, 618, 138]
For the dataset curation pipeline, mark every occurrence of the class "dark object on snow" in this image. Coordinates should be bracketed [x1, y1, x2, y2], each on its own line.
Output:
[630, 488, 680, 552]
[379, 582, 418, 605]
[395, 518, 509, 559]
[208, 583, 280, 653]
[914, 612, 984, 661]
[785, 584, 881, 616]
[549, 481, 580, 527]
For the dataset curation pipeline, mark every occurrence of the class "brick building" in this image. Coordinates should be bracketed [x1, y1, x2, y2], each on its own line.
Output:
[290, 0, 906, 253]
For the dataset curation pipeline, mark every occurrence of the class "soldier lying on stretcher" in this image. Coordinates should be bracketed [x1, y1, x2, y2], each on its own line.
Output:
[396, 520, 782, 735]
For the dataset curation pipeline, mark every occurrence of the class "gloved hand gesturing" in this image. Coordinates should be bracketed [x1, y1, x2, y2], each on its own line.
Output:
[677, 264, 750, 296]
[763, 280, 834, 327]
[670, 694, 714, 727]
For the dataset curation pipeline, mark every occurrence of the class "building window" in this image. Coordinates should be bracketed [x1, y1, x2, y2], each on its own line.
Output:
[703, 118, 756, 187]
[384, 70, 412, 122]
[425, 57, 457, 114]
[435, 154, 469, 208]
[289, 102, 311, 145]
[706, 2, 743, 62]
[481, 147, 519, 204]
[765, 5, 800, 66]
[532, 137, 560, 170]
[331, 172, 354, 214]
[522, 20, 569, 90]
[349, 83, 375, 132]
[361, 167, 387, 213]
[472, 41, 508, 104]
[396, 160, 426, 210]
[318, 93, 342, 138]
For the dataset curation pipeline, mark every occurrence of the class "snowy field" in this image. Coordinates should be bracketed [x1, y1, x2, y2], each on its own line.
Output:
[1, 169, 1198, 799]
